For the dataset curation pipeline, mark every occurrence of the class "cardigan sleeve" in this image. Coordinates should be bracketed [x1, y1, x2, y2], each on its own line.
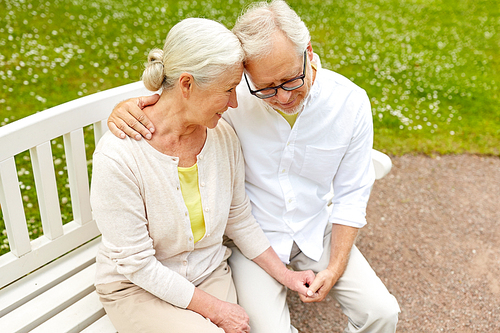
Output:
[91, 146, 195, 309]
[223, 141, 270, 260]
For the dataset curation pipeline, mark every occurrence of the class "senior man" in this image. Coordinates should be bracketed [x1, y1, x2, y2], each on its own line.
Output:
[108, 1, 400, 332]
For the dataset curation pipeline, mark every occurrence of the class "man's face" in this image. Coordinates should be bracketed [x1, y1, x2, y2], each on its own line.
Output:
[244, 33, 315, 115]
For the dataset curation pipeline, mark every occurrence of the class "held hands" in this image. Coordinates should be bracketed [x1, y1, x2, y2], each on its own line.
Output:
[299, 268, 338, 303]
[212, 301, 251, 333]
[282, 269, 316, 299]
[107, 94, 159, 140]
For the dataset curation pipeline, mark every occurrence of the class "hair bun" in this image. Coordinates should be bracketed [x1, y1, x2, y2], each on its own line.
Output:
[142, 48, 166, 91]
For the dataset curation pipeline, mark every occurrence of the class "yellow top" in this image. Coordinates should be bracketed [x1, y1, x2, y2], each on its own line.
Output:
[178, 164, 206, 243]
[277, 110, 299, 128]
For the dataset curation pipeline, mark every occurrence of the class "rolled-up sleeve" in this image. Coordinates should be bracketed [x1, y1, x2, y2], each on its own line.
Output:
[328, 92, 375, 228]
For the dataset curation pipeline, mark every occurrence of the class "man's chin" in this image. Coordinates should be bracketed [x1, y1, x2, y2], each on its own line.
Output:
[274, 102, 304, 116]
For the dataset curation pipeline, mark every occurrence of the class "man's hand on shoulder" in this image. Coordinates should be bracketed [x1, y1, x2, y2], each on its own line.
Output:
[108, 94, 159, 140]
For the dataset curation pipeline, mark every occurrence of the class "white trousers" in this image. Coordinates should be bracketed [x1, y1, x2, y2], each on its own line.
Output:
[228, 224, 400, 333]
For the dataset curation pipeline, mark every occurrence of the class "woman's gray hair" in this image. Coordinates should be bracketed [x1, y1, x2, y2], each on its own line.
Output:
[142, 18, 244, 92]
[232, 0, 310, 61]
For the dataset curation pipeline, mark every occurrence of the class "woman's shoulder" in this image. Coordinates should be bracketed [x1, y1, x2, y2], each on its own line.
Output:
[94, 131, 137, 161]
[206, 118, 242, 158]
[211, 118, 239, 142]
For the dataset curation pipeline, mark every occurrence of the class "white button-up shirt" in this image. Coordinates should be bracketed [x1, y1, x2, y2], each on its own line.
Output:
[224, 56, 375, 263]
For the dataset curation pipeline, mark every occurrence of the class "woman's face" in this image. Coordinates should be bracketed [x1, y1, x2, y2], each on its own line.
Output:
[189, 63, 244, 129]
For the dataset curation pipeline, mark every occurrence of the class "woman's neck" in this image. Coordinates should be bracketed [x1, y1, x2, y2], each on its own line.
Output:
[145, 92, 202, 138]
[144, 92, 207, 166]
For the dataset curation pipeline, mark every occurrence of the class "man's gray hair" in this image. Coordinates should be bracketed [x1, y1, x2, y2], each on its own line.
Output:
[142, 18, 244, 92]
[232, 0, 310, 61]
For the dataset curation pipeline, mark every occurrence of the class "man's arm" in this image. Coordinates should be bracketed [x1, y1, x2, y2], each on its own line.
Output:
[300, 224, 358, 303]
[300, 91, 374, 303]
[107, 94, 159, 140]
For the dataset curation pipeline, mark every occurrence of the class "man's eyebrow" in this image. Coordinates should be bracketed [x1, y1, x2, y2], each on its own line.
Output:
[256, 70, 302, 89]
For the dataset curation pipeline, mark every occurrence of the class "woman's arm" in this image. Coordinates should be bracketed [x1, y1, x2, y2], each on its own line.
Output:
[91, 146, 195, 308]
[107, 94, 159, 140]
[252, 247, 315, 298]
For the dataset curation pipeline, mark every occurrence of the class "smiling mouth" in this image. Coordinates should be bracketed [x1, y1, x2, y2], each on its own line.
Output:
[278, 97, 297, 108]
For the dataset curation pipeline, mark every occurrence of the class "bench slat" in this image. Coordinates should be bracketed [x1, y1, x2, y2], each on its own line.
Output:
[30, 141, 64, 240]
[0, 237, 101, 317]
[63, 129, 92, 226]
[0, 264, 96, 332]
[81, 315, 116, 333]
[93, 119, 108, 147]
[30, 291, 106, 333]
[0, 221, 100, 288]
[0, 81, 150, 162]
[0, 157, 31, 257]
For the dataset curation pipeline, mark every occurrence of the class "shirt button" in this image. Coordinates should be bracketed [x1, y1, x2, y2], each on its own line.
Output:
[183, 260, 188, 266]
[206, 233, 210, 237]
[198, 155, 203, 160]
[288, 198, 292, 203]
[189, 236, 193, 242]
[281, 169, 286, 173]
[200, 182, 205, 187]
[185, 212, 188, 216]
[176, 186, 180, 190]
[204, 207, 209, 212]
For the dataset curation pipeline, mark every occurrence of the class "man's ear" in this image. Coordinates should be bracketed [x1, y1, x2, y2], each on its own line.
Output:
[179, 73, 194, 98]
[306, 41, 314, 61]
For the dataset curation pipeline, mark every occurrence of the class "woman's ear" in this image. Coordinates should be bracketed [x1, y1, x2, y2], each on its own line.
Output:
[179, 73, 194, 98]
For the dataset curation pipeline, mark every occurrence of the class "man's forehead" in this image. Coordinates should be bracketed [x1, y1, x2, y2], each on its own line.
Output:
[244, 54, 302, 86]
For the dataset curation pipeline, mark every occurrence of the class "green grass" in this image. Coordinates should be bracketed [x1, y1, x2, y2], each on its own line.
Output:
[1, 0, 499, 253]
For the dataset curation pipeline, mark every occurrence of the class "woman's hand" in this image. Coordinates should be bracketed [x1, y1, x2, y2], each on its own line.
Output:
[212, 301, 251, 333]
[282, 269, 316, 298]
[107, 94, 159, 140]
[251, 247, 316, 298]
[188, 287, 250, 333]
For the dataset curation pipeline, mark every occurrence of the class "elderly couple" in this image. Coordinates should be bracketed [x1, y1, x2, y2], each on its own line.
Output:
[90, 1, 400, 332]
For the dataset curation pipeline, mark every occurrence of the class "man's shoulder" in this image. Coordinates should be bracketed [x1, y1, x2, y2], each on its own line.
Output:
[318, 67, 365, 93]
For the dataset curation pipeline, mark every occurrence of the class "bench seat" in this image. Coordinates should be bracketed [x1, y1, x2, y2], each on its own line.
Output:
[0, 81, 392, 332]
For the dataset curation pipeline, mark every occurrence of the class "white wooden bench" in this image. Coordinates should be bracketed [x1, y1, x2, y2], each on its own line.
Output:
[0, 81, 391, 332]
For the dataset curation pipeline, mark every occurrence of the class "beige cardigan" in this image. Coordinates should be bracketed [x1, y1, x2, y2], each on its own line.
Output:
[90, 119, 270, 308]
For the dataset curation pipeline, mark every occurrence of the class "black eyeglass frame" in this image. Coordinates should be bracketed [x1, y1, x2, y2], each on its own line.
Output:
[244, 50, 307, 99]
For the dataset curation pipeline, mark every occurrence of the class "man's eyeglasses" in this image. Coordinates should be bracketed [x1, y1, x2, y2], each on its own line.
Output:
[244, 50, 307, 99]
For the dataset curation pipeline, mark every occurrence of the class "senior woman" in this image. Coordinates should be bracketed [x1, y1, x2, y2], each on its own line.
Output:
[90, 18, 314, 333]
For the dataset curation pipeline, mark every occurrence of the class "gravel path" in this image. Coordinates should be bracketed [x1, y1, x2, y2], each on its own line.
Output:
[287, 154, 500, 332]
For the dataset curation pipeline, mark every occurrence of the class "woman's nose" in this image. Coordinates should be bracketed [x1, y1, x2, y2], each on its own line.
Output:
[228, 89, 238, 108]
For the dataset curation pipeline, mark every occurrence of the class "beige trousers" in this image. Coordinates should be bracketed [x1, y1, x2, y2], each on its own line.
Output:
[228, 223, 400, 333]
[96, 259, 236, 333]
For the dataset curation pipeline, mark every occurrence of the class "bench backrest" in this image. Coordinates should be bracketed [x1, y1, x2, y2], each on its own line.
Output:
[0, 81, 151, 288]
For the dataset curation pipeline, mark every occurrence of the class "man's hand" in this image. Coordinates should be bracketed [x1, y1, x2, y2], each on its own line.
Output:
[107, 94, 159, 140]
[212, 301, 251, 333]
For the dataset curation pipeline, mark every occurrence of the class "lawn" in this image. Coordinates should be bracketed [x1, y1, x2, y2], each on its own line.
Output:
[0, 0, 499, 253]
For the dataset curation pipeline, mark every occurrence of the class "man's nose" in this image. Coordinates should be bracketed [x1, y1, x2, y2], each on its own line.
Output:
[275, 88, 292, 104]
